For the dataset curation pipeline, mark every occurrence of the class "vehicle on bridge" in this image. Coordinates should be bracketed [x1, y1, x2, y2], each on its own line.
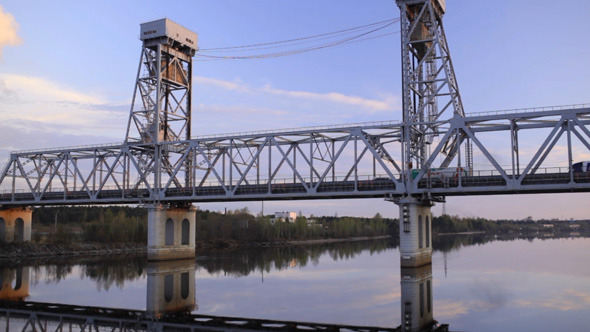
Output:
[411, 167, 470, 180]
[572, 161, 590, 173]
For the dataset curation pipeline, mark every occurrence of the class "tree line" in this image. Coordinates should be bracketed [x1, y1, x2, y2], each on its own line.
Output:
[28, 206, 589, 245]
[30, 206, 396, 245]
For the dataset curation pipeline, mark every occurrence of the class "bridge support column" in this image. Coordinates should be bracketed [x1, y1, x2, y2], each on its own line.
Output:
[146, 259, 196, 318]
[147, 204, 196, 261]
[397, 197, 432, 267]
[0, 207, 32, 243]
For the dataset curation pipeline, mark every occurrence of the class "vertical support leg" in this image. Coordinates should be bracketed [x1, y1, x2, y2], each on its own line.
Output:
[397, 197, 432, 267]
[147, 204, 196, 261]
[0, 207, 32, 243]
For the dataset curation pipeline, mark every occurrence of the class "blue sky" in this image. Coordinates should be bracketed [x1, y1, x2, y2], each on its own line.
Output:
[0, 0, 589, 219]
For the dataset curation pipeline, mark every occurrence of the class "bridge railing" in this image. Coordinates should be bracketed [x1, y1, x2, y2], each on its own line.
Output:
[10, 142, 124, 155]
[191, 119, 402, 140]
[466, 103, 590, 117]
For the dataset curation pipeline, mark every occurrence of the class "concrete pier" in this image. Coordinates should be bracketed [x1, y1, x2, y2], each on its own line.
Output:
[147, 204, 196, 261]
[146, 259, 196, 317]
[397, 197, 433, 267]
[0, 207, 32, 243]
[400, 264, 434, 332]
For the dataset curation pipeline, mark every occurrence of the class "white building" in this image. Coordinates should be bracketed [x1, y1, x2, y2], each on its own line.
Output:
[271, 211, 297, 224]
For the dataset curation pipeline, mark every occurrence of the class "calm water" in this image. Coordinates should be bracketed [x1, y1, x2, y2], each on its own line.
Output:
[1, 235, 589, 331]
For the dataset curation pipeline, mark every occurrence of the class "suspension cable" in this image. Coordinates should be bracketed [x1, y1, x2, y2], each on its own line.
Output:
[195, 18, 400, 61]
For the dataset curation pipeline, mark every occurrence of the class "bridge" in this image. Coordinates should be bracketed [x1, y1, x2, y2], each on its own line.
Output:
[0, 2, 589, 329]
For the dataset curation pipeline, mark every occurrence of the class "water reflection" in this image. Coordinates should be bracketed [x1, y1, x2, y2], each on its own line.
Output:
[146, 259, 196, 317]
[0, 267, 29, 301]
[401, 264, 434, 332]
[196, 239, 392, 278]
[2, 234, 585, 330]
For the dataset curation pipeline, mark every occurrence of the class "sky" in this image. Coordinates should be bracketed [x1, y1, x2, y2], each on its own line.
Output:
[0, 0, 589, 220]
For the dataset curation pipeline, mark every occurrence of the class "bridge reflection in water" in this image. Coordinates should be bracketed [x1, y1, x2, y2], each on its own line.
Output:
[0, 260, 448, 332]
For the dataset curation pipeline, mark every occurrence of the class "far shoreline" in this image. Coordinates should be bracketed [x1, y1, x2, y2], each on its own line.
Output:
[0, 235, 393, 263]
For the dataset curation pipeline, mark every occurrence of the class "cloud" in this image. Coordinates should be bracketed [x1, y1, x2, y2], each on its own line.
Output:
[0, 74, 101, 104]
[434, 299, 470, 318]
[0, 5, 22, 58]
[195, 76, 248, 92]
[195, 75, 398, 113]
[0, 74, 127, 138]
[261, 85, 394, 112]
[514, 289, 590, 312]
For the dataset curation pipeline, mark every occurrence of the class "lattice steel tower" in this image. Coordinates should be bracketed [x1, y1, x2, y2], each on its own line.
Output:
[125, 19, 198, 190]
[126, 19, 197, 144]
[396, 0, 468, 176]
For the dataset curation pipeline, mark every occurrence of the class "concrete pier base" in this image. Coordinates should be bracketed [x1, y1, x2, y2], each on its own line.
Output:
[147, 204, 196, 261]
[397, 197, 433, 267]
[401, 264, 434, 332]
[146, 259, 196, 318]
[0, 207, 32, 243]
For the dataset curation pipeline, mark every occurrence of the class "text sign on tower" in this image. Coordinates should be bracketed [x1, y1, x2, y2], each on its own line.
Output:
[140, 18, 198, 51]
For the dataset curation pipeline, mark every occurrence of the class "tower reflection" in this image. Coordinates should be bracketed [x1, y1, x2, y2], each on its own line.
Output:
[146, 259, 196, 318]
[401, 264, 432, 331]
[400, 263, 448, 332]
[0, 267, 29, 302]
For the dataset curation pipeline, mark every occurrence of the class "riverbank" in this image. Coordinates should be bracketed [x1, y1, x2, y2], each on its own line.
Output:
[196, 235, 392, 250]
[0, 235, 393, 262]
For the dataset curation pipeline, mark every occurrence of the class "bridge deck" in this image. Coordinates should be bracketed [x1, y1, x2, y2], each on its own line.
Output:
[1, 172, 589, 206]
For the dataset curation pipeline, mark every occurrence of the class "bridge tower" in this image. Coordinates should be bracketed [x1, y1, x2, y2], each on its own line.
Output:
[396, 0, 464, 266]
[127, 19, 199, 261]
[126, 18, 198, 190]
[126, 18, 197, 146]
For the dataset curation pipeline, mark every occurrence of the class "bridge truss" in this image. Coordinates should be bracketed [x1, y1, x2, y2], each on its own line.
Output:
[1, 104, 589, 206]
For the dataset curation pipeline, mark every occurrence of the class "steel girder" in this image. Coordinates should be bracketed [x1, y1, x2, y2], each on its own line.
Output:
[1, 106, 590, 206]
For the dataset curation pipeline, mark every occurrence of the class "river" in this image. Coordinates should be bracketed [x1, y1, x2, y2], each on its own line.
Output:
[1, 234, 589, 331]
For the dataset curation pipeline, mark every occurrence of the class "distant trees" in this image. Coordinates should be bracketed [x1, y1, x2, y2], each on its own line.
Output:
[194, 209, 394, 243]
[32, 206, 147, 244]
[34, 206, 589, 246]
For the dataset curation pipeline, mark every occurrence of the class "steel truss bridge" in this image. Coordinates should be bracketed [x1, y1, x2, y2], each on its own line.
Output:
[0, 300, 405, 332]
[1, 105, 590, 206]
[1, 1, 590, 207]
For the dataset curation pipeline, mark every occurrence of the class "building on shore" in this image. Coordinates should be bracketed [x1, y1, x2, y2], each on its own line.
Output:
[270, 212, 297, 225]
